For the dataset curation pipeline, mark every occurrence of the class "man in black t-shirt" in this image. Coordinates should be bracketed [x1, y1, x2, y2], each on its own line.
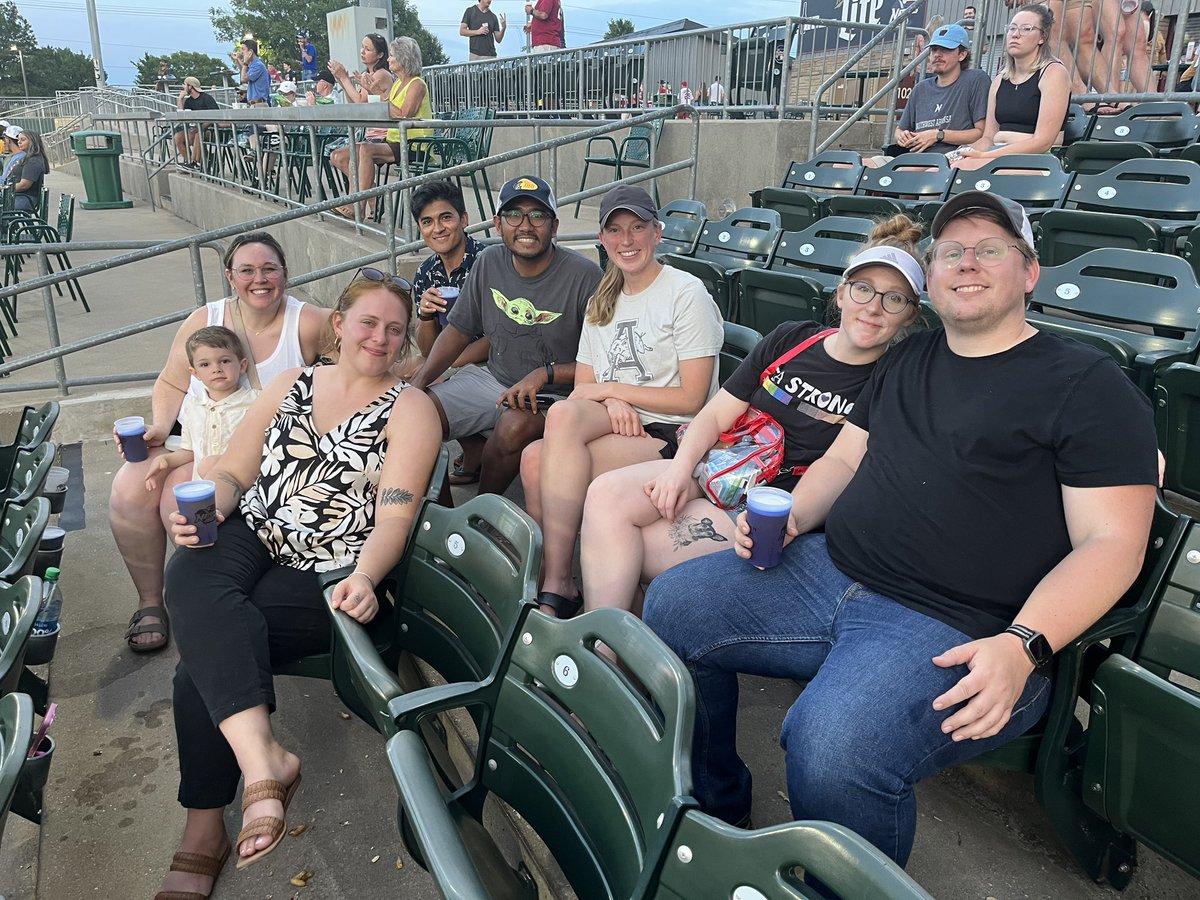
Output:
[643, 191, 1158, 869]
[174, 76, 219, 171]
[460, 0, 507, 60]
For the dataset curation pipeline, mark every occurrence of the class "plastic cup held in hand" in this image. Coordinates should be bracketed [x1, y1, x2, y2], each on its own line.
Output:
[745, 486, 793, 570]
[115, 416, 148, 462]
[173, 480, 219, 547]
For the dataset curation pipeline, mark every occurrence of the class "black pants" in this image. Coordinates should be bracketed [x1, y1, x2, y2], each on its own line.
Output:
[165, 517, 330, 809]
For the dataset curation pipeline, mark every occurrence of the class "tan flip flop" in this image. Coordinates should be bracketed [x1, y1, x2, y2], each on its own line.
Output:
[235, 774, 302, 870]
[154, 842, 231, 900]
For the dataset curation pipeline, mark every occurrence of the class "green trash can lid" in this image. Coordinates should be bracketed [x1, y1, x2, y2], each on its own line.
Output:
[71, 130, 122, 137]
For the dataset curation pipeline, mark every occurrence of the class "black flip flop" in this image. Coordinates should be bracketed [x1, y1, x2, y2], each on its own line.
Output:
[538, 590, 583, 619]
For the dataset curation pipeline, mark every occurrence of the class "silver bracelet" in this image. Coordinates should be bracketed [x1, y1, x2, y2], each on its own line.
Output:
[349, 570, 375, 590]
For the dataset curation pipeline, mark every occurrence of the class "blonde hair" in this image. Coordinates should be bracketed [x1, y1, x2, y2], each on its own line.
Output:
[587, 221, 663, 327]
[1002, 4, 1059, 81]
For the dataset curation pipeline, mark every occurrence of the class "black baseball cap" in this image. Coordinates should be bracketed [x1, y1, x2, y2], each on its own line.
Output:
[599, 184, 657, 227]
[498, 175, 557, 215]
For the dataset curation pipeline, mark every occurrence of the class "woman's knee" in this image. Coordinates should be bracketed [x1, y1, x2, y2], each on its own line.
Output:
[110, 461, 159, 518]
[520, 440, 543, 489]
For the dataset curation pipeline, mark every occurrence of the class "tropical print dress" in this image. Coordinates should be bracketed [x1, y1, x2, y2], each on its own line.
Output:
[240, 367, 402, 572]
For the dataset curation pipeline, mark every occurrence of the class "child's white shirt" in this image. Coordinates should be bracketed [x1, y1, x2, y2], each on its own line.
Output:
[179, 385, 259, 479]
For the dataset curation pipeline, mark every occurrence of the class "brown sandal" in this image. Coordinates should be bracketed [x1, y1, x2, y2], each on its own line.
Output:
[125, 606, 170, 653]
[154, 842, 231, 900]
[235, 774, 302, 870]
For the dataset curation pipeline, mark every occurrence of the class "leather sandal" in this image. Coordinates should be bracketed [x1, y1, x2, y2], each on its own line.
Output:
[235, 774, 302, 870]
[154, 842, 231, 900]
[538, 590, 583, 619]
[125, 606, 170, 653]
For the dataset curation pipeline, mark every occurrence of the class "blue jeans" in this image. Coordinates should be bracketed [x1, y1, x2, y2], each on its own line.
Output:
[642, 533, 1052, 866]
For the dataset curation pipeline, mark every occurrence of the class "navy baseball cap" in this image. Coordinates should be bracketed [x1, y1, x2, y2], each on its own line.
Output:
[930, 23, 971, 50]
[498, 175, 557, 215]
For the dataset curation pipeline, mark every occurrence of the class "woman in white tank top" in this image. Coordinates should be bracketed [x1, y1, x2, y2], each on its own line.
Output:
[109, 232, 330, 653]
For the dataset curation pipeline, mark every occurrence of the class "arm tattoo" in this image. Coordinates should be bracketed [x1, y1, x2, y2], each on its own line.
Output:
[668, 515, 729, 551]
[380, 487, 415, 506]
[215, 471, 244, 503]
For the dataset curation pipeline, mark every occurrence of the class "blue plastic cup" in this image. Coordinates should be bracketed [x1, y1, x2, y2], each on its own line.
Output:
[173, 480, 219, 547]
[115, 416, 148, 463]
[745, 486, 793, 570]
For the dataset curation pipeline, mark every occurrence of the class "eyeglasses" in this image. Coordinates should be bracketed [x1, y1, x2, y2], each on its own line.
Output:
[1005, 23, 1043, 34]
[230, 265, 285, 280]
[353, 266, 412, 293]
[931, 238, 1025, 268]
[497, 208, 555, 226]
[845, 280, 917, 314]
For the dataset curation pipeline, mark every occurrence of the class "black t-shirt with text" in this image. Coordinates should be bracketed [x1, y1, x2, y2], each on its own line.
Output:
[826, 329, 1159, 641]
[722, 320, 879, 491]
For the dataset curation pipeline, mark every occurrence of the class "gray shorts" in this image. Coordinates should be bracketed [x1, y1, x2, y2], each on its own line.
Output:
[427, 363, 506, 439]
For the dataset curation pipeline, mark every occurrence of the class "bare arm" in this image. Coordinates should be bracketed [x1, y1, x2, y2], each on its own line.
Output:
[410, 323, 473, 389]
[569, 356, 716, 417]
[296, 302, 333, 364]
[496, 13, 507, 41]
[969, 77, 1001, 150]
[391, 78, 428, 119]
[975, 64, 1069, 157]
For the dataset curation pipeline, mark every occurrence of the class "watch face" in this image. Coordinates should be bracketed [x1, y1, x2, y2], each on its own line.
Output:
[1029, 633, 1053, 670]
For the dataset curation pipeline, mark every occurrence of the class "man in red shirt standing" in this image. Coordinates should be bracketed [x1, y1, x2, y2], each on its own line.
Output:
[524, 0, 564, 50]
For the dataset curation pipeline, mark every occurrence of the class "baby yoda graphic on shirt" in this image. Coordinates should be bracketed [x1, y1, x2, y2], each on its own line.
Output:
[492, 289, 562, 326]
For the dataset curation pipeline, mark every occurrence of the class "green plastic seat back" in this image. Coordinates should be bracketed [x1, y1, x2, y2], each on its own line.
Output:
[1081, 518, 1200, 880]
[783, 152, 862, 194]
[3, 444, 54, 507]
[17, 401, 58, 448]
[1183, 230, 1200, 285]
[652, 811, 935, 900]
[1030, 319, 1144, 393]
[821, 194, 904, 220]
[855, 152, 952, 204]
[720, 321, 763, 384]
[662, 254, 732, 319]
[737, 269, 828, 335]
[1154, 363, 1200, 502]
[1036, 208, 1161, 267]
[693, 208, 782, 271]
[0, 578, 41, 697]
[759, 188, 822, 233]
[1180, 142, 1200, 165]
[768, 217, 875, 293]
[1062, 139, 1157, 175]
[475, 609, 695, 898]
[1088, 101, 1200, 152]
[55, 195, 74, 242]
[946, 154, 1071, 210]
[1061, 158, 1200, 223]
[658, 199, 707, 256]
[0, 498, 50, 585]
[0, 693, 34, 849]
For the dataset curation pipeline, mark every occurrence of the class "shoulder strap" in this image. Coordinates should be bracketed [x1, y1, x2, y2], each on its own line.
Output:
[760, 327, 837, 382]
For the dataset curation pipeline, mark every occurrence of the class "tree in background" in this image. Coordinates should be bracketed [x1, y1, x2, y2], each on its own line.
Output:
[210, 0, 446, 70]
[132, 51, 229, 89]
[0, 1, 102, 97]
[604, 18, 635, 41]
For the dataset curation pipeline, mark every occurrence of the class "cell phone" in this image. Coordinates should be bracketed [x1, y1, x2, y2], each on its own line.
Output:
[501, 393, 563, 411]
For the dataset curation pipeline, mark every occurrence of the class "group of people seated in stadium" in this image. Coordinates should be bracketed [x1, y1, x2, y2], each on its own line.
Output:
[109, 164, 1160, 898]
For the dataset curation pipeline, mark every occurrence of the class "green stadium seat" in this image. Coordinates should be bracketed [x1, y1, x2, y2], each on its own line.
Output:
[575, 119, 663, 215]
[387, 608, 696, 900]
[854, 152, 953, 206]
[1036, 208, 1161, 267]
[1154, 363, 1200, 503]
[945, 154, 1071, 219]
[767, 216, 875, 294]
[658, 199, 707, 256]
[822, 194, 905, 220]
[758, 187, 823, 232]
[778, 151, 863, 196]
[1, 443, 54, 507]
[719, 321, 762, 384]
[0, 402, 58, 493]
[736, 269, 828, 334]
[0, 497, 49, 585]
[1058, 158, 1200, 249]
[1087, 101, 1200, 155]
[0, 578, 40, 698]
[0, 693, 34, 851]
[1062, 140, 1157, 176]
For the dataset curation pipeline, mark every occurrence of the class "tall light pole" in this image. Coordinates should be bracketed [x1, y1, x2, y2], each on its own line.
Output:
[9, 46, 28, 98]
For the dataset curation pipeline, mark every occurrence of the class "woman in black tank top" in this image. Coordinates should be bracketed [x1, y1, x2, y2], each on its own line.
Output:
[950, 3, 1070, 171]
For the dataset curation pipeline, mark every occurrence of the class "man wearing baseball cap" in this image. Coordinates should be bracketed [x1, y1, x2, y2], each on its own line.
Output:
[645, 190, 1157, 876]
[174, 76, 218, 171]
[1, 124, 25, 181]
[883, 22, 990, 157]
[411, 175, 602, 495]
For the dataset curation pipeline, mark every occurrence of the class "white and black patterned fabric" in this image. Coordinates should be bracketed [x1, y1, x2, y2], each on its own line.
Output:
[240, 367, 402, 572]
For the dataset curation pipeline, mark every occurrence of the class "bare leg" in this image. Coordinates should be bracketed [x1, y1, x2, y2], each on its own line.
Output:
[109, 450, 173, 646]
[1119, 10, 1152, 93]
[637, 497, 740, 582]
[218, 705, 302, 862]
[158, 464, 195, 532]
[1089, 0, 1124, 95]
[1051, 3, 1089, 95]
[156, 808, 229, 896]
[478, 408, 545, 496]
[173, 129, 188, 162]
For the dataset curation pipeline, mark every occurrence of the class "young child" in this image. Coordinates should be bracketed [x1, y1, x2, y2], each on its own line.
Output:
[145, 326, 258, 490]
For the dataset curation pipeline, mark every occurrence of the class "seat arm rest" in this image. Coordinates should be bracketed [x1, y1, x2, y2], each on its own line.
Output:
[331, 609, 403, 707]
[387, 731, 492, 900]
[318, 564, 357, 592]
[584, 135, 618, 156]
[1135, 348, 1188, 370]
[387, 679, 487, 729]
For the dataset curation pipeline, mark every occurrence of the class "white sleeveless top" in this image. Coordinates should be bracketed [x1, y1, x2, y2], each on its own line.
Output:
[186, 295, 307, 400]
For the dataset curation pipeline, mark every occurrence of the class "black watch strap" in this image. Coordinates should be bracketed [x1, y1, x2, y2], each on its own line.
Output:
[936, 129, 945, 143]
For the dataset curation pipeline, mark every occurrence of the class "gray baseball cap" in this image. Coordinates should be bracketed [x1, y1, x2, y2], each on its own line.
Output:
[931, 191, 1035, 251]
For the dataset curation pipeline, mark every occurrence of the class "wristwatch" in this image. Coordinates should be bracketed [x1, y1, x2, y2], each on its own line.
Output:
[936, 129, 945, 143]
[1004, 624, 1053, 672]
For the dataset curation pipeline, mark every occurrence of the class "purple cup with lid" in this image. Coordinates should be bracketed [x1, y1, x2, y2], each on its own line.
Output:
[745, 486, 793, 570]
[173, 480, 219, 547]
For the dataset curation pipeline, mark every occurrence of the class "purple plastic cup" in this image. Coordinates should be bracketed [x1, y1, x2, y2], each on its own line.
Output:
[173, 480, 219, 547]
[745, 486, 793, 570]
[115, 416, 148, 462]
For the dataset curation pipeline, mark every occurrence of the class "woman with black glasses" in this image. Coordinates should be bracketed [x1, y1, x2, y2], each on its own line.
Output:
[153, 268, 440, 899]
[580, 216, 923, 619]
[110, 232, 330, 655]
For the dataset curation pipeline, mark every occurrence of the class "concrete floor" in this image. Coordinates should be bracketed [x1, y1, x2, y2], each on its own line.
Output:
[0, 171, 1196, 899]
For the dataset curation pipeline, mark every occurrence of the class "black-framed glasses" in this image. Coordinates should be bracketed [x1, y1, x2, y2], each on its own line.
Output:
[931, 238, 1024, 269]
[353, 266, 412, 293]
[497, 208, 555, 226]
[1005, 23, 1043, 34]
[846, 280, 917, 315]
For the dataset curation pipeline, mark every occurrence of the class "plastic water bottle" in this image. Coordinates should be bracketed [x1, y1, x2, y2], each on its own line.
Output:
[32, 568, 62, 636]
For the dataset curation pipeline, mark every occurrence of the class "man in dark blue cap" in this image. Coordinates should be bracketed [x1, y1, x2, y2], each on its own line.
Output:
[411, 175, 602, 494]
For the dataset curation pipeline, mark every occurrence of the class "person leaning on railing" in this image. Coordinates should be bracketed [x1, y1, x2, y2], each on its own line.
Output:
[108, 232, 330, 655]
[331, 36, 431, 221]
[952, 3, 1069, 171]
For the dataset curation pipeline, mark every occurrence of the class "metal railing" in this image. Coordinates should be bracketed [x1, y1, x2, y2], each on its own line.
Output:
[0, 106, 697, 395]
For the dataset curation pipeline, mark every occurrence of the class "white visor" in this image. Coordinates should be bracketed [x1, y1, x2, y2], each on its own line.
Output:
[843, 245, 926, 296]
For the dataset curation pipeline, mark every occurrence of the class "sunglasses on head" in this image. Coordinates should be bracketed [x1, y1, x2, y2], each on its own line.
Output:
[353, 266, 412, 293]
